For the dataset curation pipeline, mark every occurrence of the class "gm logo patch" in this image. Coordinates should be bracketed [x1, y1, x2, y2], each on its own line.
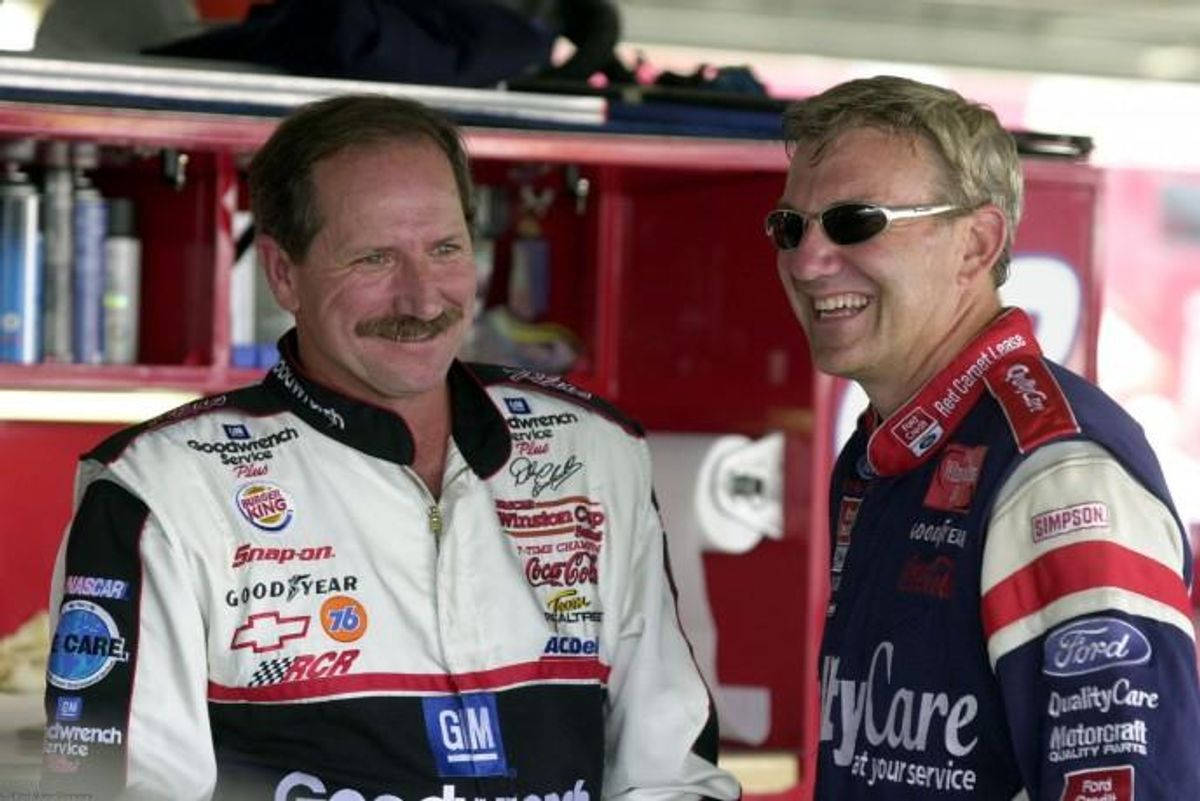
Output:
[55, 696, 83, 721]
[503, 397, 531, 415]
[224, 423, 251, 440]
[422, 693, 509, 777]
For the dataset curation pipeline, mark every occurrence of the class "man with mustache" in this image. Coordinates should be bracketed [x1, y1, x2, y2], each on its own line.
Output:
[767, 75, 1200, 800]
[42, 95, 739, 801]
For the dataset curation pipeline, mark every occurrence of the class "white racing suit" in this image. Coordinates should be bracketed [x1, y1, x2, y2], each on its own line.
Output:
[41, 332, 740, 801]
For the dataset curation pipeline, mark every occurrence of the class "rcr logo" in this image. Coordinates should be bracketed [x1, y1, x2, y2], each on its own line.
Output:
[273, 773, 590, 801]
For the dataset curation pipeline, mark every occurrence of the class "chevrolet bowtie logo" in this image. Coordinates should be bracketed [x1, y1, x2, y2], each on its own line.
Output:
[230, 611, 310, 653]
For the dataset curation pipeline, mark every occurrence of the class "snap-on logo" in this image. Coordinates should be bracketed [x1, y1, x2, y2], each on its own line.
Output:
[1044, 617, 1152, 677]
[230, 543, 335, 569]
[235, 482, 294, 531]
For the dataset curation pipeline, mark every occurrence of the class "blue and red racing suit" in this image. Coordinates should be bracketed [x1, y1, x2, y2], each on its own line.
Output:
[816, 308, 1200, 800]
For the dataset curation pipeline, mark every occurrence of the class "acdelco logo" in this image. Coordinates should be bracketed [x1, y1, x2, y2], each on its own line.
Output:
[542, 635, 599, 658]
[1044, 617, 1152, 677]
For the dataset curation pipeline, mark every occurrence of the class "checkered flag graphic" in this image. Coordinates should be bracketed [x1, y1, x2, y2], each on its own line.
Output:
[248, 657, 293, 687]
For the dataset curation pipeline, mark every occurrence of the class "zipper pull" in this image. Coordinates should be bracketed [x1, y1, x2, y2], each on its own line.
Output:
[428, 504, 443, 537]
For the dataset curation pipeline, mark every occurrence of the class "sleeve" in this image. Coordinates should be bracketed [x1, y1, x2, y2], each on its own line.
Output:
[41, 474, 216, 800]
[980, 440, 1200, 801]
[601, 441, 742, 801]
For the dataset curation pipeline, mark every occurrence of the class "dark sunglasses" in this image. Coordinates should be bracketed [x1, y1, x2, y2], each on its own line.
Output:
[764, 202, 963, 249]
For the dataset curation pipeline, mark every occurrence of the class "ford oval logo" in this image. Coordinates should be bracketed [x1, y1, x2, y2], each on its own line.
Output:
[1043, 616, 1152, 677]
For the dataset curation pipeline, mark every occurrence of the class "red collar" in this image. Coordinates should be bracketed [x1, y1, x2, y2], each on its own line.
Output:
[861, 308, 1049, 476]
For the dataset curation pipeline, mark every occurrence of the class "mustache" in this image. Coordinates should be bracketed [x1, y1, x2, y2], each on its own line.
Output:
[355, 307, 465, 341]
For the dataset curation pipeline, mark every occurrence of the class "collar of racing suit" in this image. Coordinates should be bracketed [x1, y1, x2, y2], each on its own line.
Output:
[262, 329, 512, 479]
[857, 307, 1053, 477]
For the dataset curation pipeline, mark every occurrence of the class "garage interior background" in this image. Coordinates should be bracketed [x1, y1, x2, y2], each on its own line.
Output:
[1, 0, 1199, 796]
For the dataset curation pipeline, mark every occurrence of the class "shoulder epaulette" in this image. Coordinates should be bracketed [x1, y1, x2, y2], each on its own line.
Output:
[983, 354, 1081, 454]
[87, 384, 283, 465]
[467, 363, 645, 438]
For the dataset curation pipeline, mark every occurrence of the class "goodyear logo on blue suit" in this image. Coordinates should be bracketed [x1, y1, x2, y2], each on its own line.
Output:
[422, 693, 509, 777]
[47, 600, 129, 690]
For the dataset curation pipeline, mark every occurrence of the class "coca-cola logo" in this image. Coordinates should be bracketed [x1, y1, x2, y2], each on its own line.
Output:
[524, 552, 598, 587]
[1043, 616, 1151, 677]
[1004, 363, 1048, 412]
[896, 554, 955, 599]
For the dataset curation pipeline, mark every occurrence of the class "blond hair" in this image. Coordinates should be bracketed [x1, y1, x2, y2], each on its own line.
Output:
[782, 76, 1022, 285]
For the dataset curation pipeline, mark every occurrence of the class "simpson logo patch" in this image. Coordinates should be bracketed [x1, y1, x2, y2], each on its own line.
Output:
[1032, 501, 1110, 543]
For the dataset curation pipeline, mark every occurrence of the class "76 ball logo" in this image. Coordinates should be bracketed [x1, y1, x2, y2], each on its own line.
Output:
[320, 595, 368, 643]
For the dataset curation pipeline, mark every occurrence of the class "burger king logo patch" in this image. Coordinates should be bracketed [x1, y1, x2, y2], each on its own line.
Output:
[235, 482, 294, 531]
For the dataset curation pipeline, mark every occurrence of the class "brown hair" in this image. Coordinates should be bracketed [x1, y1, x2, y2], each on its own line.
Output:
[249, 94, 474, 261]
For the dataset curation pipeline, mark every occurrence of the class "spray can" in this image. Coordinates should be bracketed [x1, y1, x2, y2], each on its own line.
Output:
[41, 140, 74, 362]
[0, 139, 42, 364]
[103, 198, 141, 364]
[71, 142, 106, 365]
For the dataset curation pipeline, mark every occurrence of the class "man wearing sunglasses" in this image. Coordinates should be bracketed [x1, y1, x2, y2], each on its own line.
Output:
[769, 76, 1200, 800]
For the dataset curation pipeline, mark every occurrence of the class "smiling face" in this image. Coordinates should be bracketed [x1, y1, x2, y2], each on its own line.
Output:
[776, 127, 1001, 411]
[260, 138, 476, 410]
